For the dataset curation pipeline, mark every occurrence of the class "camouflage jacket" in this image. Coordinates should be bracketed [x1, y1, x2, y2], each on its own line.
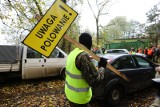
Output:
[76, 51, 105, 87]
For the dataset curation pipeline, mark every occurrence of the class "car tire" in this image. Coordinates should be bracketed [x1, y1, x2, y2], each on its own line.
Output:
[105, 85, 124, 106]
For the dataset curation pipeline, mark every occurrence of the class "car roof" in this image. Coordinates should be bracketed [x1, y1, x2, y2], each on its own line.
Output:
[100, 53, 126, 59]
[106, 49, 130, 53]
[107, 49, 128, 51]
[108, 49, 128, 50]
[99, 53, 144, 62]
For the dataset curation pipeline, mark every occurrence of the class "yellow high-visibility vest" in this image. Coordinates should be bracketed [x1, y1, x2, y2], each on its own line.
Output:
[65, 48, 92, 104]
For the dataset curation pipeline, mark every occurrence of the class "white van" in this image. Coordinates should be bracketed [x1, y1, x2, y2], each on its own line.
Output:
[0, 45, 67, 81]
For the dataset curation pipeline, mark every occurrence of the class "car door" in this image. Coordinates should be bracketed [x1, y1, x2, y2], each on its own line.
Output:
[43, 47, 67, 77]
[112, 55, 143, 91]
[133, 56, 155, 88]
[22, 46, 45, 79]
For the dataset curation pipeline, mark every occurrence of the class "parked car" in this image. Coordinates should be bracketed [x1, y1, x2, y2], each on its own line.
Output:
[106, 49, 147, 58]
[106, 49, 129, 54]
[92, 53, 158, 106]
[0, 45, 67, 81]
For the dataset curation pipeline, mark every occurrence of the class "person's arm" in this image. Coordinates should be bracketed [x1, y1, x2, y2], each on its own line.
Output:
[156, 66, 160, 74]
[76, 52, 105, 87]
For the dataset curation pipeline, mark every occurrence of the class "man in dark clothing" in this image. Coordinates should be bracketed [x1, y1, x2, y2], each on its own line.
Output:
[154, 46, 160, 62]
[65, 32, 107, 107]
[144, 47, 148, 56]
[150, 80, 160, 107]
[150, 66, 160, 107]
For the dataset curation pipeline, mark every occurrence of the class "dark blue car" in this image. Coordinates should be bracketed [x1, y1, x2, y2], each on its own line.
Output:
[92, 53, 158, 106]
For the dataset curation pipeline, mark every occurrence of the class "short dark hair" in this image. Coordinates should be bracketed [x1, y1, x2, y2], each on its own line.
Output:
[79, 32, 92, 50]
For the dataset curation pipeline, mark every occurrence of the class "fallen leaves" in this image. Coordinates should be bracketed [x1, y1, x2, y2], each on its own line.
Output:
[0, 77, 157, 107]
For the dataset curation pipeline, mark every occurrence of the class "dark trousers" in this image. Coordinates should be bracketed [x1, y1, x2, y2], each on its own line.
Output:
[68, 100, 90, 107]
[147, 55, 153, 61]
[153, 81, 160, 97]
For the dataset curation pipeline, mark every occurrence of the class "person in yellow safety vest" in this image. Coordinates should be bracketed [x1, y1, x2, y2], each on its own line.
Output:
[65, 32, 107, 107]
[129, 47, 136, 54]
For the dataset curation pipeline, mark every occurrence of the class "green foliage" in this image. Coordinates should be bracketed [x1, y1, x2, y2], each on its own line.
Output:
[0, 0, 82, 47]
[146, 5, 159, 22]
[102, 16, 130, 40]
[41, 2, 45, 5]
[146, 2, 160, 45]
[100, 16, 145, 45]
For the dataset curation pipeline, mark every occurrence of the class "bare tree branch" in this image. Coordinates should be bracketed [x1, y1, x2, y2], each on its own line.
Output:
[87, 0, 97, 19]
[33, 0, 43, 16]
[87, 0, 112, 45]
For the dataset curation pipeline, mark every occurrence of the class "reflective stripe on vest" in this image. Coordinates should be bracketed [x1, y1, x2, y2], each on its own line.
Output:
[65, 81, 90, 92]
[65, 70, 90, 92]
[66, 70, 83, 79]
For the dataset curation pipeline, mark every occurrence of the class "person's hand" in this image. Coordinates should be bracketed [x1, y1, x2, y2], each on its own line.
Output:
[98, 57, 107, 68]
[156, 66, 160, 74]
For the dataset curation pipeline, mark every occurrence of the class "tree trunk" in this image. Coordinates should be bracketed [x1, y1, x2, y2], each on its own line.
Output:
[61, 38, 66, 52]
[68, 42, 72, 53]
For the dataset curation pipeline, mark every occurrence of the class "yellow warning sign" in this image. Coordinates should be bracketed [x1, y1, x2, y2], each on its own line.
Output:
[22, 0, 78, 57]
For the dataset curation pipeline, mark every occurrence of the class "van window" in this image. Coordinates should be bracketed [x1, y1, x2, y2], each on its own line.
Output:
[27, 48, 42, 58]
[49, 48, 64, 58]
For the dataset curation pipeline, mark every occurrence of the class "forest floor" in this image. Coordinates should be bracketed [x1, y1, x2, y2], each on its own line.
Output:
[0, 77, 157, 107]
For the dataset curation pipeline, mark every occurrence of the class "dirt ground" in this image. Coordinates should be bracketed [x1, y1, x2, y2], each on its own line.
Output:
[0, 77, 157, 107]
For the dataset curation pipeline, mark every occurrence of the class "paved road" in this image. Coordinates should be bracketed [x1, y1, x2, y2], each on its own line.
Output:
[0, 77, 157, 107]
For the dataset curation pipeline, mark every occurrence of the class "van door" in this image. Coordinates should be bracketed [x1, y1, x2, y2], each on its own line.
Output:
[43, 47, 67, 77]
[22, 46, 45, 79]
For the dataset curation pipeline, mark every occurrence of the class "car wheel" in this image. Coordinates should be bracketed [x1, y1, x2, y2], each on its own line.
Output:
[106, 85, 124, 106]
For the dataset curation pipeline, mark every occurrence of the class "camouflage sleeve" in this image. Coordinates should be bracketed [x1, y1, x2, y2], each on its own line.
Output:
[76, 51, 105, 87]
